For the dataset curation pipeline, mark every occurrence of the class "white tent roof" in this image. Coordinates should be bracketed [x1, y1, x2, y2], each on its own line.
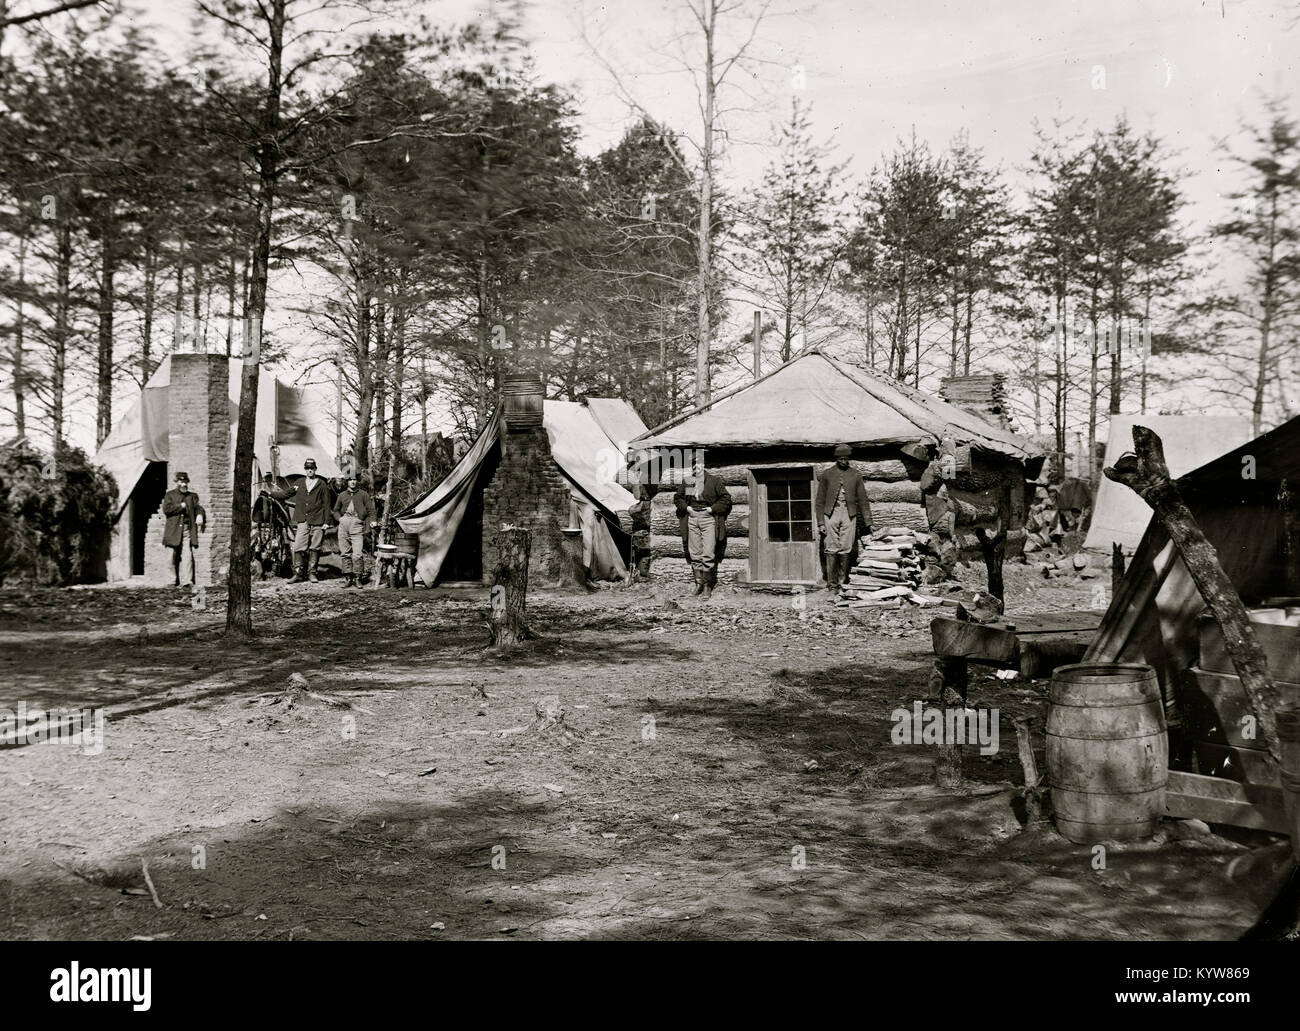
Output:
[93, 355, 339, 513]
[1084, 414, 1254, 550]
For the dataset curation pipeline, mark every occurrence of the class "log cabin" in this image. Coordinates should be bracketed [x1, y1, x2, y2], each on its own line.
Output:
[631, 349, 1045, 588]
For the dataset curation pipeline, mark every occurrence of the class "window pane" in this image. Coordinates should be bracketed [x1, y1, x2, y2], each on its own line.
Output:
[791, 522, 814, 542]
[790, 500, 811, 521]
[789, 480, 812, 501]
[769, 521, 790, 542]
[767, 501, 789, 523]
[767, 481, 789, 501]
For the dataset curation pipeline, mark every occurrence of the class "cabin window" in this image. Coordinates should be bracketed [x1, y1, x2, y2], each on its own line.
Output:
[765, 474, 814, 543]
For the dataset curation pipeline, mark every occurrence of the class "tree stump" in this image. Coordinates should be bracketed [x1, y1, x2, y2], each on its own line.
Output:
[488, 527, 531, 647]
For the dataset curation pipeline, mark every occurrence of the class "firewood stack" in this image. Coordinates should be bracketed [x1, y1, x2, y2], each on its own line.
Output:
[837, 526, 948, 609]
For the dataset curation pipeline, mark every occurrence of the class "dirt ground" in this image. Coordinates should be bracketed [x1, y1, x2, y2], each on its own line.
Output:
[0, 559, 1282, 940]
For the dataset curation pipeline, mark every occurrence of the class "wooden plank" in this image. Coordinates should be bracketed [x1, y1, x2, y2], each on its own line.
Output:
[1007, 609, 1107, 634]
[1016, 631, 1093, 679]
[930, 617, 1018, 664]
[1164, 771, 1290, 834]
[1192, 742, 1282, 787]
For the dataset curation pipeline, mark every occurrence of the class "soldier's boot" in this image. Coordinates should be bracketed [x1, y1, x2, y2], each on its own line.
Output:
[638, 556, 652, 583]
[343, 572, 354, 588]
[308, 550, 320, 583]
[288, 552, 306, 584]
[693, 569, 705, 596]
[701, 569, 714, 600]
[826, 554, 842, 597]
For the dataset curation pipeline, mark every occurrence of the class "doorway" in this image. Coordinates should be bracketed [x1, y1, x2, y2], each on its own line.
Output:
[748, 467, 819, 584]
[131, 462, 169, 575]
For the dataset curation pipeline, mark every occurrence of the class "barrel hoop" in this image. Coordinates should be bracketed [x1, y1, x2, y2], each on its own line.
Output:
[1046, 730, 1166, 741]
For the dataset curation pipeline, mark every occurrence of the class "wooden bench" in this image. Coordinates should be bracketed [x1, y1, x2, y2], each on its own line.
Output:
[929, 609, 1105, 700]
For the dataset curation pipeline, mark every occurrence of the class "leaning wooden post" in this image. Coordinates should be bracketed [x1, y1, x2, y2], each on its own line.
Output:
[1013, 716, 1044, 822]
[1104, 424, 1282, 763]
[488, 527, 531, 647]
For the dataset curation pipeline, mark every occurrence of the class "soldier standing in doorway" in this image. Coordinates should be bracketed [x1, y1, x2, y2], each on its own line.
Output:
[816, 444, 872, 597]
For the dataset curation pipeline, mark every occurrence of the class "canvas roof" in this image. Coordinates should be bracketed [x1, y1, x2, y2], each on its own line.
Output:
[633, 349, 1041, 462]
[1083, 414, 1254, 551]
[93, 355, 339, 515]
[396, 398, 645, 586]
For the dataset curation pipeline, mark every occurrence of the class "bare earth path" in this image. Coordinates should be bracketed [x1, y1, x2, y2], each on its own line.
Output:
[0, 565, 1272, 940]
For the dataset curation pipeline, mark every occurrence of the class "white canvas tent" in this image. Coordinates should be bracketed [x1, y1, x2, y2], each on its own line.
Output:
[93, 355, 339, 581]
[94, 354, 339, 514]
[1084, 414, 1253, 551]
[397, 398, 645, 587]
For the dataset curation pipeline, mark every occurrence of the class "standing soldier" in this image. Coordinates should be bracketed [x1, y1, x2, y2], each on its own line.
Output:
[624, 449, 659, 586]
[674, 450, 732, 599]
[332, 472, 377, 588]
[270, 458, 333, 583]
[161, 470, 204, 586]
[816, 444, 872, 597]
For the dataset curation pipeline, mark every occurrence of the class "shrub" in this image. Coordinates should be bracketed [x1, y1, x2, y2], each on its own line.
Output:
[0, 442, 118, 586]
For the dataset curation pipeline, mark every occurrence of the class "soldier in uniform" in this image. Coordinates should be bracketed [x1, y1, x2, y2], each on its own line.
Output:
[624, 449, 659, 585]
[816, 444, 872, 597]
[162, 471, 203, 586]
[673, 450, 732, 599]
[332, 472, 377, 588]
[269, 458, 333, 583]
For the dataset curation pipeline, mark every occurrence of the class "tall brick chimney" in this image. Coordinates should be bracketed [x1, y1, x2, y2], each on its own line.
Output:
[480, 377, 583, 587]
[143, 354, 234, 586]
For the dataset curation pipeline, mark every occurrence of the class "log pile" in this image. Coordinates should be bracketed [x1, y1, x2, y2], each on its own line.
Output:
[939, 374, 1009, 428]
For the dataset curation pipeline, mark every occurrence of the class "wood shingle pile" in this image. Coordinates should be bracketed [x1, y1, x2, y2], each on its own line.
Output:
[837, 526, 950, 609]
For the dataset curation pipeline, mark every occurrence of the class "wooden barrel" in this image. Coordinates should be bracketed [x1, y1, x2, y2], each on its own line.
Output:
[1047, 663, 1168, 843]
[1277, 708, 1300, 862]
[393, 532, 420, 558]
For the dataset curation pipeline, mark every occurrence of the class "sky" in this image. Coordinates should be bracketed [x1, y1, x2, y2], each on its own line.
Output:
[17, 0, 1300, 451]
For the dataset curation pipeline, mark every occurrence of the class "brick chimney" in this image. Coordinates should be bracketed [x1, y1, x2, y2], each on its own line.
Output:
[143, 354, 234, 586]
[480, 377, 584, 587]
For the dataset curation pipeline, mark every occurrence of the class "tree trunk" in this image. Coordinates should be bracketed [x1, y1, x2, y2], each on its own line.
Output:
[95, 227, 116, 447]
[1103, 425, 1282, 762]
[12, 232, 26, 436]
[140, 241, 157, 383]
[975, 525, 1006, 609]
[353, 263, 373, 469]
[488, 527, 531, 647]
[694, 0, 716, 407]
[51, 218, 72, 450]
[226, 0, 286, 640]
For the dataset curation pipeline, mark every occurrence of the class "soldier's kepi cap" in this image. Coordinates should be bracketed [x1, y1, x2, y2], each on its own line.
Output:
[304, 459, 317, 470]
[834, 444, 853, 458]
[175, 471, 190, 482]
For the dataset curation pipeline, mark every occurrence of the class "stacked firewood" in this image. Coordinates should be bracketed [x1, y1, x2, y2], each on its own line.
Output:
[838, 527, 948, 609]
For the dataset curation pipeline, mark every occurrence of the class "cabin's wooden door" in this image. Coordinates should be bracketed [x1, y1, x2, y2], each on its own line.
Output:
[748, 467, 819, 583]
